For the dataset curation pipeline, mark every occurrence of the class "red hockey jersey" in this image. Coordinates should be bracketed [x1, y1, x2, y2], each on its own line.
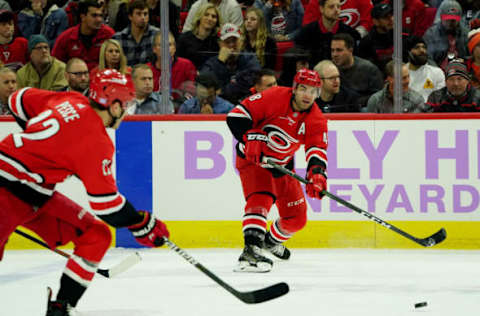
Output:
[0, 88, 125, 216]
[227, 86, 328, 171]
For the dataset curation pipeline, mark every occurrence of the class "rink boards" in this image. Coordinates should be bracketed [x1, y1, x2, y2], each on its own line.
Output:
[3, 113, 480, 250]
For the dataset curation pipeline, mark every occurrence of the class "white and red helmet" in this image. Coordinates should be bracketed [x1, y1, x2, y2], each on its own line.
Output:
[89, 69, 135, 109]
[293, 68, 322, 88]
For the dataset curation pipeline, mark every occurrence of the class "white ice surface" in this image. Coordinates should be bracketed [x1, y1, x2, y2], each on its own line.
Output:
[1, 248, 480, 316]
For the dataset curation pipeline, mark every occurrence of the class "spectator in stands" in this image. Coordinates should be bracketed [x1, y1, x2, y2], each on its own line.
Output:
[64, 0, 80, 27]
[176, 3, 221, 69]
[405, 35, 445, 101]
[0, 10, 28, 71]
[52, 0, 114, 70]
[458, 0, 480, 27]
[358, 2, 394, 73]
[129, 63, 174, 114]
[367, 61, 425, 113]
[148, 31, 197, 110]
[222, 68, 277, 103]
[147, 0, 180, 39]
[277, 46, 310, 86]
[434, 0, 480, 27]
[466, 29, 480, 88]
[258, 0, 304, 42]
[179, 72, 234, 114]
[424, 0, 469, 70]
[313, 59, 360, 112]
[425, 60, 480, 112]
[302, 0, 373, 38]
[0, 1, 11, 12]
[182, 0, 243, 33]
[18, 0, 69, 48]
[0, 67, 16, 114]
[401, 0, 430, 37]
[90, 39, 131, 80]
[17, 34, 68, 90]
[201, 23, 261, 91]
[295, 0, 360, 67]
[60, 58, 90, 95]
[113, 0, 158, 66]
[331, 33, 383, 107]
[113, 0, 180, 38]
[241, 7, 277, 70]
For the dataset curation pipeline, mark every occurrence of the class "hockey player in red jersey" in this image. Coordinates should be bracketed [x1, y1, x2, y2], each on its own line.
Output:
[227, 69, 328, 272]
[0, 69, 169, 315]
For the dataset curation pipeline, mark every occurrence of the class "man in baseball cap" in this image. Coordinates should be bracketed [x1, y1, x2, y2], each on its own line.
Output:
[200, 23, 260, 93]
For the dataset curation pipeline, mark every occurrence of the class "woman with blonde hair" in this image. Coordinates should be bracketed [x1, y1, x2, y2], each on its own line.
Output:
[177, 3, 222, 69]
[90, 39, 131, 78]
[242, 7, 277, 70]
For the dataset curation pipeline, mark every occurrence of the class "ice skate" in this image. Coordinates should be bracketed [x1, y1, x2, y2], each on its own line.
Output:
[45, 287, 76, 316]
[263, 240, 291, 260]
[234, 244, 273, 273]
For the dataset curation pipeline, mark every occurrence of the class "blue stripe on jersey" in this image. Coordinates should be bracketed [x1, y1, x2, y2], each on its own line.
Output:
[115, 121, 152, 248]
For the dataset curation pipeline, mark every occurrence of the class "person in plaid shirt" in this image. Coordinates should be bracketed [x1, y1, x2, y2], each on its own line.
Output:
[112, 0, 159, 66]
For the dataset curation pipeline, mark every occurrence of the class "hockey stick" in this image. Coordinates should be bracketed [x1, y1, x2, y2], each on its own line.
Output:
[163, 237, 289, 304]
[14, 229, 142, 278]
[265, 159, 447, 248]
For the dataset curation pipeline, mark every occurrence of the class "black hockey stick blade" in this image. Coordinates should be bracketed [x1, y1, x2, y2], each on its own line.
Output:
[416, 228, 447, 247]
[14, 229, 141, 278]
[163, 237, 289, 304]
[265, 159, 447, 248]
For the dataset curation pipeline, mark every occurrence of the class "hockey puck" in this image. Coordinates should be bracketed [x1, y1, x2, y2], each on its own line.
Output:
[414, 302, 427, 308]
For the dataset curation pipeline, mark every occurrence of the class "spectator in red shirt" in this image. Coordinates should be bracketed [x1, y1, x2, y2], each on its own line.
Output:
[148, 31, 197, 110]
[52, 0, 114, 70]
[0, 10, 28, 71]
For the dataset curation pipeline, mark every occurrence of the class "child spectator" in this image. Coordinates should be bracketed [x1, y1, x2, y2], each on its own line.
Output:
[0, 10, 29, 71]
[241, 7, 277, 70]
[148, 31, 197, 110]
[466, 29, 480, 88]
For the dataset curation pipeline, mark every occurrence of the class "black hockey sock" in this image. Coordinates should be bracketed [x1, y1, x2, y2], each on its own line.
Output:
[244, 229, 265, 247]
[264, 232, 279, 247]
[56, 274, 87, 307]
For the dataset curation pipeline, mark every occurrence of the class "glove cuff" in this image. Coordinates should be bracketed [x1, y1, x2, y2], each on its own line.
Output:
[128, 211, 155, 238]
[308, 167, 327, 178]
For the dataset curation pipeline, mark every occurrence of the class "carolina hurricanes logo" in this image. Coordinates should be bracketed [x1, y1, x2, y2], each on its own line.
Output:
[263, 124, 299, 154]
[102, 159, 113, 176]
[340, 8, 361, 28]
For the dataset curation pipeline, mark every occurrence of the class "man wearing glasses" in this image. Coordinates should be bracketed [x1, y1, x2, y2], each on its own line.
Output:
[17, 34, 68, 91]
[60, 58, 90, 96]
[52, 0, 114, 70]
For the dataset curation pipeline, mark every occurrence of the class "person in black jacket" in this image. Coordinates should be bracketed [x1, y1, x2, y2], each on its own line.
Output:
[313, 59, 361, 112]
[294, 0, 360, 67]
[425, 60, 480, 112]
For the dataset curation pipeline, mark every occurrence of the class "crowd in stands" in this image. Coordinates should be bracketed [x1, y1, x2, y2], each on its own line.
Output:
[0, 0, 480, 114]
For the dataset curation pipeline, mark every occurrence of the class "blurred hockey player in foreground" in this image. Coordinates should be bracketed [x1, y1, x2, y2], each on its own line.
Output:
[0, 69, 170, 315]
[227, 69, 329, 272]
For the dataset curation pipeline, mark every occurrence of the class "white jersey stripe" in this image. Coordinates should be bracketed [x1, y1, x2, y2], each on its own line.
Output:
[10, 88, 29, 122]
[0, 152, 44, 183]
[88, 192, 121, 203]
